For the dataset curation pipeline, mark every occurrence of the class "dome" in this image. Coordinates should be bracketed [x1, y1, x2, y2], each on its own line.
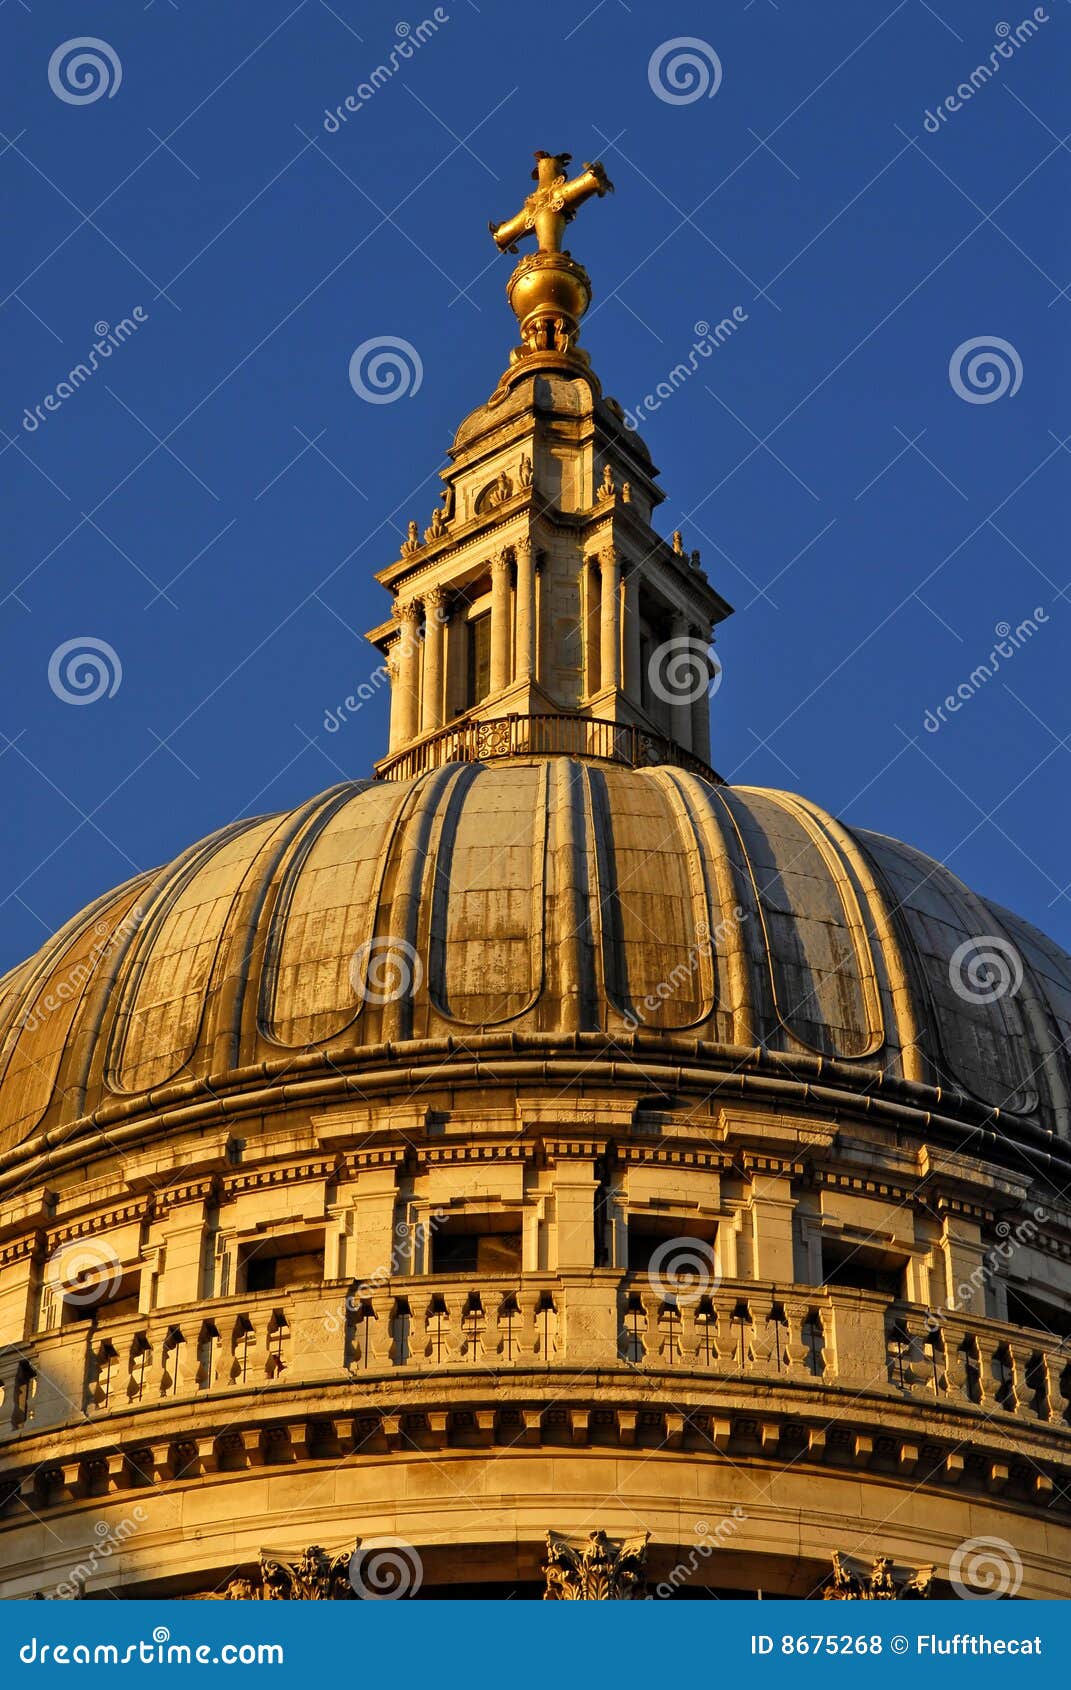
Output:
[4, 150, 1071, 1608]
[2, 759, 1068, 1165]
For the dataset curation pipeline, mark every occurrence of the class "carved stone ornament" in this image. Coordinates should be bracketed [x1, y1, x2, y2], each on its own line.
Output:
[543, 1529, 649, 1600]
[476, 468, 515, 513]
[214, 1543, 358, 1600]
[822, 1550, 934, 1601]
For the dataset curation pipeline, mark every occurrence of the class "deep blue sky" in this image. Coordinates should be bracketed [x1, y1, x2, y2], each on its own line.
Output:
[2, 0, 1069, 974]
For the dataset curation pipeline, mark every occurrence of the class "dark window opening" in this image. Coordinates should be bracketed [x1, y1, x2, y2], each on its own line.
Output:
[821, 1240, 905, 1298]
[626, 1216, 717, 1277]
[466, 611, 491, 707]
[61, 1268, 141, 1324]
[431, 1214, 522, 1276]
[1005, 1285, 1071, 1340]
[239, 1231, 325, 1294]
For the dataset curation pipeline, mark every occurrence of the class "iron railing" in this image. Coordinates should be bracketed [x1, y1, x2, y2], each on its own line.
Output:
[374, 711, 722, 783]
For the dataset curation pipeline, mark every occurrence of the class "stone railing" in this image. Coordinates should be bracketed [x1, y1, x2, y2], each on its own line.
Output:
[2, 1277, 1070, 1440]
[373, 712, 721, 783]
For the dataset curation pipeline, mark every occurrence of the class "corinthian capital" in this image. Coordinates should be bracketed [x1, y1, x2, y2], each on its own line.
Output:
[544, 1530, 648, 1601]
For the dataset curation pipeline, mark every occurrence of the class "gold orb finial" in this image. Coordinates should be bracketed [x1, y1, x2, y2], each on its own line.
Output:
[488, 149, 614, 358]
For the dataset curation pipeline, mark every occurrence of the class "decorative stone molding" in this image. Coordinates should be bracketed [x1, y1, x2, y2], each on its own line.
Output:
[822, 1551, 934, 1600]
[220, 1543, 358, 1600]
[544, 1529, 648, 1600]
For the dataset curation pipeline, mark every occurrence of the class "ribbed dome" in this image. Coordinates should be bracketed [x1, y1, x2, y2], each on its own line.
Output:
[1, 759, 1069, 1157]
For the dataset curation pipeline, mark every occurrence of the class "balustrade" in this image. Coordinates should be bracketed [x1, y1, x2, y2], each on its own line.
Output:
[1, 1279, 1069, 1440]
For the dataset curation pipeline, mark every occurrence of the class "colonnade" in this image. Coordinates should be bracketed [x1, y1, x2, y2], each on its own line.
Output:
[386, 541, 712, 765]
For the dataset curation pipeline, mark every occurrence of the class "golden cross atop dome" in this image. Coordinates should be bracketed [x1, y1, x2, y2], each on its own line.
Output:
[489, 150, 614, 256]
[489, 150, 615, 361]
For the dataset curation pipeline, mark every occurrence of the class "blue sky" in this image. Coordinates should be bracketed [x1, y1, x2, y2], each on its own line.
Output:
[2, 0, 1069, 973]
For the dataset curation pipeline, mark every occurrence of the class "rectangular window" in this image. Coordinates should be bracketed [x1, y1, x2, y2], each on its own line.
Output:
[1005, 1285, 1071, 1339]
[431, 1214, 522, 1275]
[820, 1240, 905, 1298]
[466, 611, 491, 706]
[60, 1267, 141, 1324]
[239, 1230, 325, 1293]
[626, 1217, 717, 1275]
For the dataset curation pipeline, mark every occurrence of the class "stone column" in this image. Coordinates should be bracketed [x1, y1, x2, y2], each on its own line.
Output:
[670, 610, 692, 751]
[599, 548, 621, 693]
[392, 601, 422, 744]
[420, 588, 448, 734]
[691, 625, 713, 765]
[385, 646, 401, 753]
[489, 549, 512, 695]
[533, 551, 545, 685]
[514, 538, 536, 685]
[623, 562, 642, 703]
